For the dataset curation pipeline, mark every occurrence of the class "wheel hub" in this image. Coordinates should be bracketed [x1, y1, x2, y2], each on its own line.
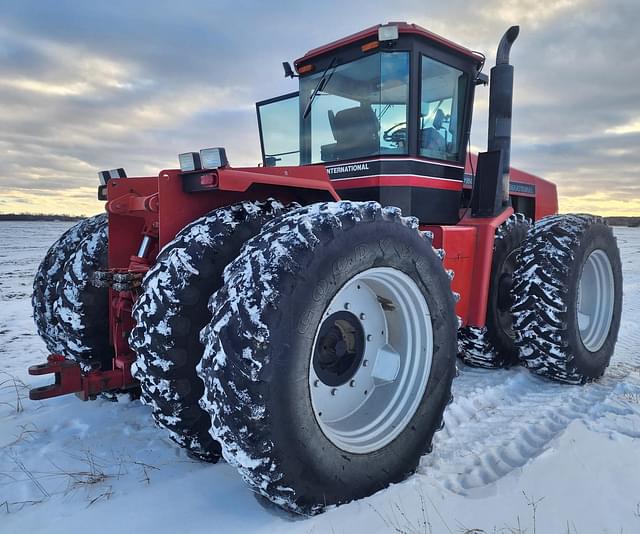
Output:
[309, 267, 433, 454]
[313, 311, 365, 387]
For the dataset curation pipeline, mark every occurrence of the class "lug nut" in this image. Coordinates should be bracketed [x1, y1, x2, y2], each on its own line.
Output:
[313, 379, 319, 387]
[366, 334, 372, 342]
[349, 380, 356, 387]
[359, 313, 366, 320]
[331, 388, 337, 396]
[344, 302, 351, 310]
[362, 359, 368, 367]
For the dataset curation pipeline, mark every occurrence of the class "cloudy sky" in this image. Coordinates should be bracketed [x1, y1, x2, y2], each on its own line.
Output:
[0, 0, 638, 216]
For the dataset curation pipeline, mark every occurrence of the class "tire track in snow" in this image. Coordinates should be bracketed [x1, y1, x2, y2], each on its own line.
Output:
[420, 363, 638, 494]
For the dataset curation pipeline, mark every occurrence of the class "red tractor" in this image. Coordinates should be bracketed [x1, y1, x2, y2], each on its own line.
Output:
[29, 23, 622, 514]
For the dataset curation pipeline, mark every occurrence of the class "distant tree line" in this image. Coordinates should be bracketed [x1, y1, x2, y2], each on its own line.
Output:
[0, 213, 85, 222]
[604, 216, 640, 227]
[1, 213, 638, 226]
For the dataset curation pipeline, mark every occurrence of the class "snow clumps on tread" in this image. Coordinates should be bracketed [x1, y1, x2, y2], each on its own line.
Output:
[129, 199, 289, 461]
[457, 325, 501, 368]
[511, 214, 612, 384]
[57, 222, 111, 365]
[32, 213, 109, 359]
[197, 201, 433, 514]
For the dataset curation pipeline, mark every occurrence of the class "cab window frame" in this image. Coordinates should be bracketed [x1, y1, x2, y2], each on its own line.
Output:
[412, 42, 476, 167]
[299, 45, 415, 165]
[299, 41, 415, 165]
[418, 55, 469, 163]
[256, 91, 300, 167]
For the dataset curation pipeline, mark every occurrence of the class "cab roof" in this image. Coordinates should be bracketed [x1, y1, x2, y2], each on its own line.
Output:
[294, 22, 483, 69]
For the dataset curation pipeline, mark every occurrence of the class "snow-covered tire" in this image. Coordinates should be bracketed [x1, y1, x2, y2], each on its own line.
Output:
[199, 201, 457, 514]
[511, 214, 622, 384]
[458, 213, 530, 368]
[56, 221, 112, 367]
[32, 213, 110, 364]
[129, 199, 290, 462]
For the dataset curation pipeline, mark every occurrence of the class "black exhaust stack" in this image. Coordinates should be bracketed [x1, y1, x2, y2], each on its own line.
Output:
[471, 25, 520, 218]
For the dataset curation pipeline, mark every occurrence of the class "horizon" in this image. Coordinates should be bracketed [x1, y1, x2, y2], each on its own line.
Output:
[1, 0, 639, 217]
[6, 213, 640, 219]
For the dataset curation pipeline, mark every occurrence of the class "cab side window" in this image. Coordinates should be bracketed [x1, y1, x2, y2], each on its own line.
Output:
[257, 93, 300, 166]
[420, 56, 468, 162]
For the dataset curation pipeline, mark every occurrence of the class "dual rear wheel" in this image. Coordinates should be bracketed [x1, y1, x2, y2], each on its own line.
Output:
[458, 212, 622, 384]
[511, 214, 622, 383]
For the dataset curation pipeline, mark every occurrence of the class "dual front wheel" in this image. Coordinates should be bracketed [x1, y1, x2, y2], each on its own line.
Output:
[196, 202, 457, 513]
[132, 200, 457, 513]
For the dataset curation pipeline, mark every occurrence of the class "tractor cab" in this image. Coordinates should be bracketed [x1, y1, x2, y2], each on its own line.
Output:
[257, 23, 486, 224]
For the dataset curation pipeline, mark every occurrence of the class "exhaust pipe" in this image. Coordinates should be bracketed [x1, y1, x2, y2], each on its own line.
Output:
[487, 25, 520, 207]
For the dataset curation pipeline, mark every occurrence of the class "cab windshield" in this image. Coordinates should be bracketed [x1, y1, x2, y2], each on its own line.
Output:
[300, 52, 410, 164]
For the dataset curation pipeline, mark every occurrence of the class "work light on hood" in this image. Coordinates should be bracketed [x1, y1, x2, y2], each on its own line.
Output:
[178, 152, 202, 172]
[200, 147, 229, 170]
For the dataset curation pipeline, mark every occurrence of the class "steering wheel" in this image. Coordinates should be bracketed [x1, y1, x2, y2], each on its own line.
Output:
[383, 122, 407, 145]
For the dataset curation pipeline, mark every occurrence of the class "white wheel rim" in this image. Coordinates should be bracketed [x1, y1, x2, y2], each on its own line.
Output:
[309, 267, 433, 454]
[577, 249, 615, 352]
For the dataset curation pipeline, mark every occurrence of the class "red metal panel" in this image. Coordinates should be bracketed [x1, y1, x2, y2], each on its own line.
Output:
[106, 177, 159, 269]
[458, 208, 514, 327]
[220, 165, 340, 197]
[426, 208, 515, 328]
[425, 225, 477, 325]
[158, 170, 246, 248]
[158, 166, 339, 248]
[533, 178, 558, 219]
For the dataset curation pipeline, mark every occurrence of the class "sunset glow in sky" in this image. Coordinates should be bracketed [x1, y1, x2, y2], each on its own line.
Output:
[0, 0, 638, 216]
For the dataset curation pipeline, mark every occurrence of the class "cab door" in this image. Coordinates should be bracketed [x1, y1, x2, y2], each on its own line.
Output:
[256, 92, 300, 166]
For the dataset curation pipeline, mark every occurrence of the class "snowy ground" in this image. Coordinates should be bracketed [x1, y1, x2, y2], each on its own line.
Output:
[1, 221, 639, 534]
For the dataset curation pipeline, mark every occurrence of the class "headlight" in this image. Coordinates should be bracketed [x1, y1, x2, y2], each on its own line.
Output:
[200, 147, 229, 170]
[178, 152, 202, 172]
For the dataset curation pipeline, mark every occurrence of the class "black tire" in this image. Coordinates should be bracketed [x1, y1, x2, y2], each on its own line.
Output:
[32, 213, 110, 364]
[458, 213, 530, 368]
[511, 214, 623, 384]
[129, 199, 290, 462]
[199, 201, 457, 514]
[56, 221, 112, 368]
